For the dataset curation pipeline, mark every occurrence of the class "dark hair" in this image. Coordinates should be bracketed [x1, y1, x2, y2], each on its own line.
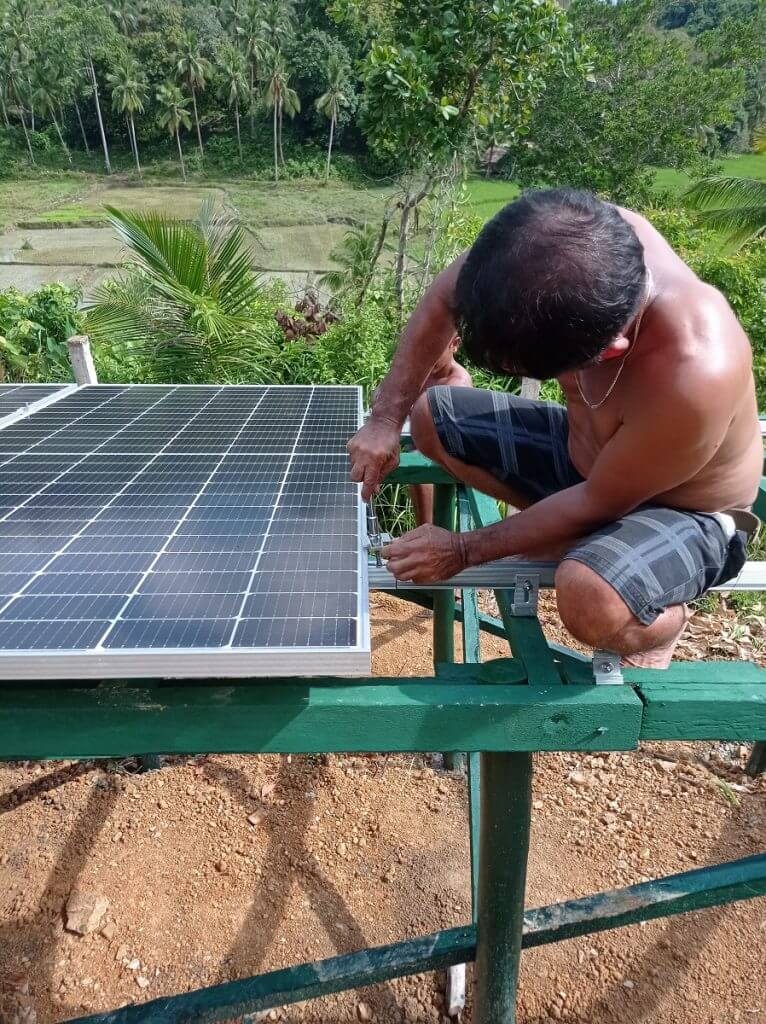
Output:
[454, 189, 646, 379]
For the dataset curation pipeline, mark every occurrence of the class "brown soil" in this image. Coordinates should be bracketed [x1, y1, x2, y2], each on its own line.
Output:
[1, 593, 764, 1024]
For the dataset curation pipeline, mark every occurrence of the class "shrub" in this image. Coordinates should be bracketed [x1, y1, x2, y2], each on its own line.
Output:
[0, 284, 81, 382]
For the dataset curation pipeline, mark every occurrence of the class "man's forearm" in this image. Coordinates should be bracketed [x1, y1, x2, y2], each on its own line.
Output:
[460, 483, 618, 566]
[371, 256, 466, 427]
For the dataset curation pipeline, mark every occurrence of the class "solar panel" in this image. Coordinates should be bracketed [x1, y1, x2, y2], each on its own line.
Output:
[0, 383, 75, 425]
[0, 384, 369, 679]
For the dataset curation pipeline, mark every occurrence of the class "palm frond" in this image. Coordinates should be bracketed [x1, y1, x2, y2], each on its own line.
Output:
[683, 175, 766, 248]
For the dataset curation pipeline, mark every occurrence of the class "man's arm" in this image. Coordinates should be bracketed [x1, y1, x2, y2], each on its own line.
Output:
[383, 373, 734, 582]
[347, 254, 466, 501]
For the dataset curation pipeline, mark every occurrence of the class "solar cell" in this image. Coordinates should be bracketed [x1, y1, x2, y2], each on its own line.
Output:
[0, 384, 368, 678]
[0, 383, 74, 424]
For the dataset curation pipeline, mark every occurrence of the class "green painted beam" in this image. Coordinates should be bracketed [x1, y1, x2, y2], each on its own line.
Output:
[636, 681, 766, 741]
[386, 451, 456, 485]
[64, 927, 475, 1024]
[466, 488, 563, 688]
[64, 854, 766, 1024]
[0, 675, 643, 759]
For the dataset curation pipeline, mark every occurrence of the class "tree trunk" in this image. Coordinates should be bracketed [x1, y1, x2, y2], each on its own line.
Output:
[190, 80, 204, 159]
[89, 57, 111, 174]
[249, 63, 255, 136]
[51, 112, 72, 163]
[394, 201, 412, 322]
[17, 106, 35, 164]
[176, 129, 186, 181]
[272, 101, 279, 181]
[278, 102, 285, 166]
[234, 100, 242, 161]
[485, 139, 494, 178]
[73, 96, 90, 153]
[325, 112, 335, 183]
[359, 203, 394, 302]
[130, 114, 141, 177]
[0, 90, 9, 128]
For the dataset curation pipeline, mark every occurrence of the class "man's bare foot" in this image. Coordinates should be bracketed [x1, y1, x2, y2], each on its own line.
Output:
[621, 605, 692, 670]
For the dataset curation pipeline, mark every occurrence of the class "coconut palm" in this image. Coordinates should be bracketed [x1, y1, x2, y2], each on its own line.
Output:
[240, 1, 268, 136]
[30, 66, 71, 163]
[107, 54, 147, 177]
[85, 200, 277, 384]
[684, 130, 766, 249]
[176, 36, 211, 161]
[315, 56, 349, 182]
[318, 223, 378, 299]
[261, 0, 293, 52]
[6, 50, 34, 163]
[264, 56, 299, 180]
[217, 43, 249, 161]
[106, 0, 139, 35]
[157, 82, 192, 181]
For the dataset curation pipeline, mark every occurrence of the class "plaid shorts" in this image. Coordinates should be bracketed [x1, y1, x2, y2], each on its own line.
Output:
[427, 386, 748, 625]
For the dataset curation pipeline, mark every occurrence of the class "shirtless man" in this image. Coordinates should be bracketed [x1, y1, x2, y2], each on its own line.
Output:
[347, 188, 762, 667]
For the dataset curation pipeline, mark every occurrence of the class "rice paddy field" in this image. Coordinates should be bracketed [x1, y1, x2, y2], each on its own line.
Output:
[0, 152, 764, 296]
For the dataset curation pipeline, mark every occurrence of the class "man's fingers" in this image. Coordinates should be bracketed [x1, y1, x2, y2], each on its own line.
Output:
[349, 460, 365, 484]
[361, 467, 381, 503]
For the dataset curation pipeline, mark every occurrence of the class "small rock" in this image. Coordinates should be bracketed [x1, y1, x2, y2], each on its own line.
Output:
[115, 944, 129, 962]
[622, 980, 635, 990]
[136, 976, 150, 990]
[126, 959, 141, 971]
[337, 842, 348, 856]
[100, 921, 117, 941]
[64, 892, 110, 936]
[533, 800, 544, 810]
[247, 813, 264, 827]
[357, 1002, 373, 1021]
[568, 771, 588, 787]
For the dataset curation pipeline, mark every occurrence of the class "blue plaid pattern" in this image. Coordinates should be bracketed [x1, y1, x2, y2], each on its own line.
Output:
[427, 386, 747, 624]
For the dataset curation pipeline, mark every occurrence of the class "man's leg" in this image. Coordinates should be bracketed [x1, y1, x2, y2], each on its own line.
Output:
[409, 483, 434, 525]
[555, 560, 689, 669]
[410, 393, 536, 509]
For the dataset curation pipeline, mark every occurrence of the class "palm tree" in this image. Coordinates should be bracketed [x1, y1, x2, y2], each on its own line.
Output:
[86, 200, 276, 384]
[684, 130, 766, 249]
[107, 54, 147, 177]
[318, 223, 378, 299]
[240, 1, 268, 136]
[31, 66, 71, 163]
[157, 82, 192, 181]
[261, 0, 294, 52]
[176, 36, 211, 161]
[106, 0, 139, 35]
[217, 44, 249, 161]
[315, 56, 349, 183]
[264, 57, 299, 180]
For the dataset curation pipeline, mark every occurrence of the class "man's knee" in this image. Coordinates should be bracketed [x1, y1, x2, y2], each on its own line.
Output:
[555, 559, 633, 647]
[410, 391, 443, 461]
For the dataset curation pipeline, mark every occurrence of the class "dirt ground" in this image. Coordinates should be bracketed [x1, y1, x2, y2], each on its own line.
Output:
[0, 592, 764, 1024]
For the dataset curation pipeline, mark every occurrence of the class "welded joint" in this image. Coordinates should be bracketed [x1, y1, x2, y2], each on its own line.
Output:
[592, 650, 624, 685]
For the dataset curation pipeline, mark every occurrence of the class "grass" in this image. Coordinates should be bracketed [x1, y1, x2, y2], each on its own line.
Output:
[652, 153, 766, 197]
[226, 179, 392, 228]
[0, 174, 90, 229]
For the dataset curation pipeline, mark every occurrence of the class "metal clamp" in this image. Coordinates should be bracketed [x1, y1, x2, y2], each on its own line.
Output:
[592, 649, 624, 685]
[510, 574, 539, 616]
[365, 501, 384, 568]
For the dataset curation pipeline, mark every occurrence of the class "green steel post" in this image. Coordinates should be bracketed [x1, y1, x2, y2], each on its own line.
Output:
[474, 751, 534, 1024]
[433, 484, 459, 770]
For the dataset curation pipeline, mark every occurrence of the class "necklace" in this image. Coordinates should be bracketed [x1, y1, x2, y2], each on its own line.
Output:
[575, 270, 654, 411]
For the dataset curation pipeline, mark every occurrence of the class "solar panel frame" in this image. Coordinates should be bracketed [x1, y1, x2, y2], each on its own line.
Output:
[0, 384, 370, 679]
[0, 383, 76, 427]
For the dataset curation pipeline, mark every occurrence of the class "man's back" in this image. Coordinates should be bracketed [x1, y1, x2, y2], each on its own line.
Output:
[559, 208, 761, 512]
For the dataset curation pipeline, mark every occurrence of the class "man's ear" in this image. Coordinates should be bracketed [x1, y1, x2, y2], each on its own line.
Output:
[597, 336, 631, 362]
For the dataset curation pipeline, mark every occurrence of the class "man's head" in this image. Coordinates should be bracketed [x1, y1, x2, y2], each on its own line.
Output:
[454, 189, 647, 379]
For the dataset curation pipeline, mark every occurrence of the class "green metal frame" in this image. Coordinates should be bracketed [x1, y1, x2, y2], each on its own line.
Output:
[1, 455, 764, 1024]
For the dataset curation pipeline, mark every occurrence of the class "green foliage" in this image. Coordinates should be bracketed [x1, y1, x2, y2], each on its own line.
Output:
[684, 172, 766, 248]
[0, 283, 81, 381]
[86, 200, 281, 383]
[358, 0, 581, 173]
[513, 0, 745, 205]
[646, 206, 766, 406]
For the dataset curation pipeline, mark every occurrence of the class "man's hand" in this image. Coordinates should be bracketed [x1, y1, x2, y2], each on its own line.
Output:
[347, 417, 401, 501]
[382, 524, 467, 583]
